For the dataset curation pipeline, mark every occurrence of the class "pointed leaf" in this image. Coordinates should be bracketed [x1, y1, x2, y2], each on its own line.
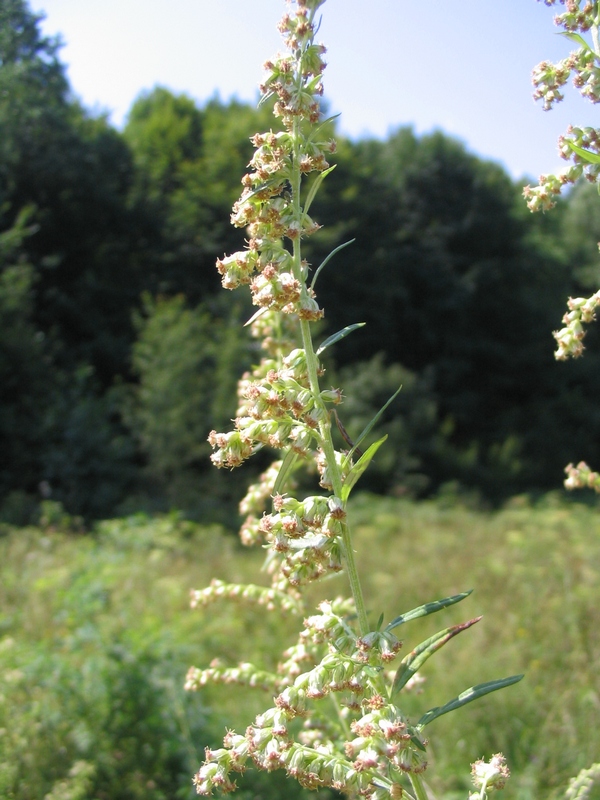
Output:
[341, 436, 387, 502]
[307, 113, 341, 144]
[410, 733, 427, 752]
[385, 590, 473, 632]
[566, 141, 600, 164]
[345, 385, 402, 463]
[392, 617, 481, 696]
[273, 449, 300, 497]
[244, 307, 268, 327]
[311, 239, 356, 290]
[304, 165, 336, 215]
[417, 674, 524, 728]
[559, 30, 598, 57]
[258, 88, 275, 107]
[317, 323, 365, 355]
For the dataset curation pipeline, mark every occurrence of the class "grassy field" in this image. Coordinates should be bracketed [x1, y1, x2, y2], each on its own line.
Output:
[1, 494, 599, 800]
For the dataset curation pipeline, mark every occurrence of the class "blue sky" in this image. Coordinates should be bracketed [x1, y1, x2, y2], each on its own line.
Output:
[34, 0, 594, 181]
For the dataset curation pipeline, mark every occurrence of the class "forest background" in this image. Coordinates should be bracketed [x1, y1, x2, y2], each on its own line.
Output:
[2, 2, 600, 800]
[4, 0, 600, 524]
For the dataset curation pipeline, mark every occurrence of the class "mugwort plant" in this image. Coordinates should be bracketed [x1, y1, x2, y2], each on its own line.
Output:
[185, 3, 522, 798]
[524, 0, 600, 497]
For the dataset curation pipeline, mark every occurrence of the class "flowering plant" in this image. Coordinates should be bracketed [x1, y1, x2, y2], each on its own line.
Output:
[186, 2, 522, 799]
[525, 0, 600, 495]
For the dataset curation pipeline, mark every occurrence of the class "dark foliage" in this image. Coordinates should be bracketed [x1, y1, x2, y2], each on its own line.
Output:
[2, 0, 600, 519]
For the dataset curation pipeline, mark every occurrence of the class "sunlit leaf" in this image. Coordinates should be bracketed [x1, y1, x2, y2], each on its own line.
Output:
[559, 31, 599, 58]
[392, 617, 481, 695]
[566, 141, 600, 164]
[311, 239, 356, 290]
[385, 590, 473, 632]
[244, 307, 268, 327]
[341, 435, 387, 501]
[304, 165, 336, 215]
[316, 323, 365, 355]
[417, 674, 524, 727]
[307, 113, 341, 143]
[345, 385, 402, 463]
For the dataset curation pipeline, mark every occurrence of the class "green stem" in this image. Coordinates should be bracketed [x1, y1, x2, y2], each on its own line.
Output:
[289, 109, 369, 636]
[409, 773, 430, 800]
[300, 317, 369, 637]
[329, 691, 351, 740]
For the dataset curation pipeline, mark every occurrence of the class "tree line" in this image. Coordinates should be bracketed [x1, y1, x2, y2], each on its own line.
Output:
[2, 0, 600, 523]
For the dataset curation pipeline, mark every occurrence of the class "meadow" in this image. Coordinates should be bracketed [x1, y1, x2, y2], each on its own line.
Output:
[1, 493, 598, 800]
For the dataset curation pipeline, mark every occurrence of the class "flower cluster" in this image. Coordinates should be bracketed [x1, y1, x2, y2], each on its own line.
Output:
[541, 0, 596, 34]
[522, 164, 582, 212]
[564, 762, 600, 800]
[526, 4, 600, 504]
[552, 290, 600, 358]
[185, 659, 279, 693]
[530, 12, 600, 492]
[213, 0, 334, 325]
[523, 124, 600, 212]
[208, 346, 338, 471]
[469, 753, 510, 799]
[194, 699, 428, 799]
[564, 460, 600, 491]
[524, 1, 600, 209]
[345, 700, 428, 776]
[190, 579, 303, 614]
[533, 48, 600, 110]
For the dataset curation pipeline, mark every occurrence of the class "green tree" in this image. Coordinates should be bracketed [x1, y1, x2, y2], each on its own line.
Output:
[125, 293, 251, 516]
[335, 354, 438, 495]
[0, 207, 54, 515]
[124, 90, 281, 301]
[0, 0, 157, 382]
[310, 128, 585, 495]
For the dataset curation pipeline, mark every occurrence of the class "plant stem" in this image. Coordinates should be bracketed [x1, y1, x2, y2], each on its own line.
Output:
[298, 311, 370, 636]
[287, 47, 370, 638]
[409, 773, 430, 800]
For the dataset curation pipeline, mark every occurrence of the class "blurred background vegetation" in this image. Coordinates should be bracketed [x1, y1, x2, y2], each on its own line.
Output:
[2, 495, 599, 800]
[2, 2, 600, 799]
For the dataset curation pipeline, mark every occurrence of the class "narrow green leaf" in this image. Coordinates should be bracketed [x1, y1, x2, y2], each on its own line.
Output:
[559, 30, 599, 57]
[410, 734, 427, 752]
[317, 323, 365, 355]
[376, 612, 385, 631]
[417, 674, 524, 728]
[346, 385, 402, 463]
[258, 88, 275, 107]
[566, 141, 600, 164]
[244, 307, 268, 327]
[392, 617, 481, 696]
[307, 113, 341, 143]
[273, 449, 300, 497]
[311, 239, 356, 290]
[304, 165, 336, 216]
[385, 590, 473, 632]
[341, 436, 388, 502]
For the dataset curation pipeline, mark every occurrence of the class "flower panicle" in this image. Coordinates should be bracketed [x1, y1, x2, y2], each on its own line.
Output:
[469, 753, 510, 799]
[526, 3, 600, 205]
[552, 290, 600, 359]
[564, 460, 600, 491]
[185, 661, 279, 693]
[190, 578, 303, 615]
